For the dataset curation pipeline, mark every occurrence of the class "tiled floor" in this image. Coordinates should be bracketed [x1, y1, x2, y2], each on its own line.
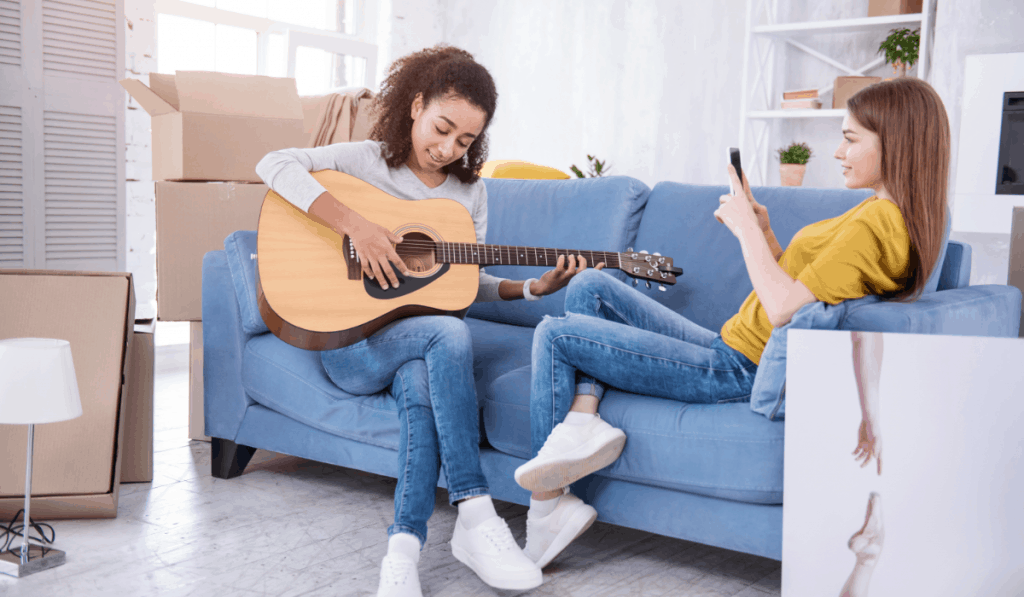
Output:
[0, 323, 782, 597]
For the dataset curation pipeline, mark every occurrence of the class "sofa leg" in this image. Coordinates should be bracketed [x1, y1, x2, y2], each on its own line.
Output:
[211, 437, 257, 479]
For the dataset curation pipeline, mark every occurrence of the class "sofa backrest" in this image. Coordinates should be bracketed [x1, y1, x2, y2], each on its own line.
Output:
[630, 183, 962, 333]
[631, 183, 874, 332]
[466, 176, 650, 327]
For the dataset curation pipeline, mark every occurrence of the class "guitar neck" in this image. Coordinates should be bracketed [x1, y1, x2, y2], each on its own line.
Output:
[434, 242, 621, 268]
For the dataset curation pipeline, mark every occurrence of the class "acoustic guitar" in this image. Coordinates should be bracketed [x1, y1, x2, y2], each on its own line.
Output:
[256, 170, 682, 351]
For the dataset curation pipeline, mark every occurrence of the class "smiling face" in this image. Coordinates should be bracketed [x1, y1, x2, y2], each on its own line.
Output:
[407, 92, 487, 179]
[835, 114, 890, 199]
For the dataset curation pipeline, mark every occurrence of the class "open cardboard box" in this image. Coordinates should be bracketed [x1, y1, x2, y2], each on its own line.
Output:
[0, 270, 135, 519]
[121, 320, 156, 483]
[189, 321, 210, 442]
[120, 71, 307, 183]
[155, 181, 266, 321]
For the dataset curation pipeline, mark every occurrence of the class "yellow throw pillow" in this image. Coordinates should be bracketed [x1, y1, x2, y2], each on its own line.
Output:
[480, 160, 570, 180]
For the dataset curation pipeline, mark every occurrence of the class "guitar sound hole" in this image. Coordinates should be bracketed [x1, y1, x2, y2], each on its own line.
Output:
[396, 231, 436, 274]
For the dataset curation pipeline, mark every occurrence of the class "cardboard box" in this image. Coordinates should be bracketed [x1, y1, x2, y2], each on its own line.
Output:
[868, 0, 923, 17]
[1009, 207, 1024, 338]
[188, 321, 210, 442]
[0, 270, 135, 519]
[121, 320, 155, 483]
[833, 76, 883, 109]
[120, 71, 307, 183]
[155, 181, 266, 321]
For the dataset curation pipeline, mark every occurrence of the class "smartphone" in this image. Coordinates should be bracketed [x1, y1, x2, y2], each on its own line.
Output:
[728, 147, 743, 195]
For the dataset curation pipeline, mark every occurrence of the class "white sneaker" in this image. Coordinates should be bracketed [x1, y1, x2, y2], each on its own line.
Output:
[450, 514, 543, 590]
[524, 492, 598, 569]
[376, 552, 422, 597]
[514, 414, 626, 492]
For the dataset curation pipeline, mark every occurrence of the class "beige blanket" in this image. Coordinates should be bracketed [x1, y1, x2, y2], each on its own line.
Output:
[301, 88, 375, 148]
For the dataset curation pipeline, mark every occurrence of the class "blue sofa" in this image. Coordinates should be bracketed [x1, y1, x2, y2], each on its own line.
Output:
[202, 176, 1022, 560]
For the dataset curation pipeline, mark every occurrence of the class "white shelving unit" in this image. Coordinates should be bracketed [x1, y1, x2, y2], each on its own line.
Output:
[738, 0, 936, 185]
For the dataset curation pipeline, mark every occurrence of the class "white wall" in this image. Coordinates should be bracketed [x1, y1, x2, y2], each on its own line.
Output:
[929, 0, 1024, 225]
[442, 0, 748, 189]
[125, 0, 158, 320]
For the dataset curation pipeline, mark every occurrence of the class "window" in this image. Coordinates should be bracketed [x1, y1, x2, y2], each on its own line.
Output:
[155, 0, 376, 94]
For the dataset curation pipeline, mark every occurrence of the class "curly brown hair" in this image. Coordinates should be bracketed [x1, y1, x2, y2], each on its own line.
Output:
[368, 45, 497, 184]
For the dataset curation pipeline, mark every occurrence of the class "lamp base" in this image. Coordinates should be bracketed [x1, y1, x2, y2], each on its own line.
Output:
[0, 544, 66, 578]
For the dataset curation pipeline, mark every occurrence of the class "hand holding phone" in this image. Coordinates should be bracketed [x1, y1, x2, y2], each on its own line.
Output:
[716, 147, 745, 224]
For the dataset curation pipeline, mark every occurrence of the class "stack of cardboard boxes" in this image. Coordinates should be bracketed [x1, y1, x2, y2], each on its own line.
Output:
[121, 72, 308, 441]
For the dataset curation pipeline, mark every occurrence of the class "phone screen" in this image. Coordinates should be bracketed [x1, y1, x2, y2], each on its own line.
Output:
[729, 147, 743, 194]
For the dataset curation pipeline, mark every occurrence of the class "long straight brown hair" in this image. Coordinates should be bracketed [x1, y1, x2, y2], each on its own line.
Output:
[846, 77, 950, 301]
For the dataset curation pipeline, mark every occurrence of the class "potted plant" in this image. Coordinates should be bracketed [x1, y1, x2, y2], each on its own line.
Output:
[570, 154, 611, 178]
[878, 28, 920, 78]
[777, 142, 813, 186]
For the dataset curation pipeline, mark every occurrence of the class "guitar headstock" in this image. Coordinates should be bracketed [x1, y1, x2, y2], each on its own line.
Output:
[617, 249, 683, 290]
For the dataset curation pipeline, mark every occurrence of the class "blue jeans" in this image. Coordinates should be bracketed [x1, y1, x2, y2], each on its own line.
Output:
[530, 269, 758, 456]
[320, 315, 489, 547]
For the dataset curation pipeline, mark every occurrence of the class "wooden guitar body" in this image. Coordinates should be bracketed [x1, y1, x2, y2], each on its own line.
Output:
[257, 170, 480, 351]
[257, 170, 682, 351]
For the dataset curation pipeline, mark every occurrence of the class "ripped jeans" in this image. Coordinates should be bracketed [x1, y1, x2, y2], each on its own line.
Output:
[530, 269, 758, 456]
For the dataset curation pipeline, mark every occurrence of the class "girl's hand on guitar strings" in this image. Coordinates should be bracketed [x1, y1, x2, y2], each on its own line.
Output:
[345, 213, 412, 290]
[532, 255, 605, 297]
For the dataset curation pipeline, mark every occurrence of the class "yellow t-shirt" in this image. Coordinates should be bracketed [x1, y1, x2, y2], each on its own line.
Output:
[720, 197, 911, 365]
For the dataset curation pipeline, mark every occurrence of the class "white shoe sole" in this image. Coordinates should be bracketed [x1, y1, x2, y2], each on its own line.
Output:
[534, 505, 598, 569]
[515, 428, 626, 492]
[450, 543, 543, 590]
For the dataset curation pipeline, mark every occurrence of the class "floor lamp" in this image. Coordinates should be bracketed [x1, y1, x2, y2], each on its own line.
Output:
[0, 338, 83, 578]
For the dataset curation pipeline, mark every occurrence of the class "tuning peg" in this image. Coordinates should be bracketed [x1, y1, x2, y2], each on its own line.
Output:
[639, 250, 649, 254]
[645, 280, 652, 289]
[658, 284, 667, 291]
[632, 278, 639, 287]
[652, 252, 661, 256]
[626, 247, 633, 252]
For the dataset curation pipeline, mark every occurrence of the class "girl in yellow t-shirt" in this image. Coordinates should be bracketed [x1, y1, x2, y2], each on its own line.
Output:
[512, 77, 950, 570]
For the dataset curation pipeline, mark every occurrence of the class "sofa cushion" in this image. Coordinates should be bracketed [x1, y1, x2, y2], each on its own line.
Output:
[938, 240, 971, 291]
[465, 317, 536, 407]
[242, 333, 401, 449]
[483, 365, 785, 505]
[467, 176, 649, 327]
[223, 230, 270, 337]
[240, 316, 535, 449]
[630, 183, 872, 333]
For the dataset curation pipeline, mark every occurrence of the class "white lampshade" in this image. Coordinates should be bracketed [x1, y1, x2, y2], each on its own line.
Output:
[0, 338, 83, 425]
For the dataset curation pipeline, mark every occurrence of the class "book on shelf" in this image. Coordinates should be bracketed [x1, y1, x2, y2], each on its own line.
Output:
[781, 98, 822, 110]
[783, 89, 819, 100]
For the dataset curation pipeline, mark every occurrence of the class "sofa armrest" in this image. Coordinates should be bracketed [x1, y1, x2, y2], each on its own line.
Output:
[202, 250, 258, 440]
[840, 285, 1022, 337]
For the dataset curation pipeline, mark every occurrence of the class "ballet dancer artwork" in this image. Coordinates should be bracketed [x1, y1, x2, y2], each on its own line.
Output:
[838, 332, 885, 597]
[782, 330, 1024, 597]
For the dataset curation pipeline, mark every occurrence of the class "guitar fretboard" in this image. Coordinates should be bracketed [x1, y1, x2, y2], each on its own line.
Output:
[434, 242, 621, 268]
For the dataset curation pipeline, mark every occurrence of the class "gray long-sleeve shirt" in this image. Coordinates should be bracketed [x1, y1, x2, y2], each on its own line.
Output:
[255, 140, 506, 302]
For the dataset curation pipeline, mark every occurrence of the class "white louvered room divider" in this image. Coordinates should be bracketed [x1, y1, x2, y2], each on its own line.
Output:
[1, 0, 124, 272]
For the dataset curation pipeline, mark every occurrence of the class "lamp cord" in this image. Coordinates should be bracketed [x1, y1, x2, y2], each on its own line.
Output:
[0, 509, 56, 553]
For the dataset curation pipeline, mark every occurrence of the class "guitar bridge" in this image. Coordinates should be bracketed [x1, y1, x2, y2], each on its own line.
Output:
[344, 236, 360, 280]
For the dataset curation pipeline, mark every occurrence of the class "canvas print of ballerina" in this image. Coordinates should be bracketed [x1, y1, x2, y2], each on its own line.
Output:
[782, 330, 1024, 597]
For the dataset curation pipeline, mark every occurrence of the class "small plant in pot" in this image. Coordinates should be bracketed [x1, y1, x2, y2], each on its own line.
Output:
[878, 28, 919, 78]
[777, 142, 812, 187]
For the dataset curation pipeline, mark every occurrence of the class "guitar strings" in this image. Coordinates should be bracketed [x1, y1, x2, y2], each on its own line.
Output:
[388, 240, 625, 263]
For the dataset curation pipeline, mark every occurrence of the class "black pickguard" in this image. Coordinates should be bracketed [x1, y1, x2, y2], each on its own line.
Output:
[363, 263, 451, 299]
